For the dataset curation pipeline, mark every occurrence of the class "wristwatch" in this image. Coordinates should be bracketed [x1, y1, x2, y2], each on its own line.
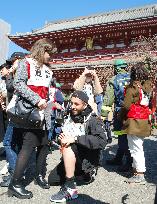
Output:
[74, 136, 78, 143]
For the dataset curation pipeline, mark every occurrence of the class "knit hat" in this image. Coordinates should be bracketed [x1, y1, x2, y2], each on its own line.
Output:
[71, 91, 89, 104]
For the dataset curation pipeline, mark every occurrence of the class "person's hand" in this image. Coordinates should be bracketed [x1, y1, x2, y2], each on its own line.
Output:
[58, 133, 75, 147]
[37, 99, 47, 110]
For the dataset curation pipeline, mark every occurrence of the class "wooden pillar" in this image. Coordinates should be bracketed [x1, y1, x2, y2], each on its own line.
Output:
[124, 31, 129, 47]
[149, 28, 152, 37]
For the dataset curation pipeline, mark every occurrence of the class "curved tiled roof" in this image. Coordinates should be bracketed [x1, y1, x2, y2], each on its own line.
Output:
[32, 4, 157, 34]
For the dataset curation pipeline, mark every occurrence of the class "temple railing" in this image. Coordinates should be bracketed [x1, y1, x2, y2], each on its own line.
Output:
[50, 50, 157, 69]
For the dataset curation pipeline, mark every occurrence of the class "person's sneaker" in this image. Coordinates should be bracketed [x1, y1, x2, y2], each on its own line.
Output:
[125, 174, 146, 184]
[2, 174, 10, 181]
[0, 176, 11, 187]
[50, 185, 78, 203]
[2, 169, 14, 182]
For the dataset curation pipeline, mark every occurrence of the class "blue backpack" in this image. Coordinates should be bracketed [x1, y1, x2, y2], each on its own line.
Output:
[113, 73, 130, 110]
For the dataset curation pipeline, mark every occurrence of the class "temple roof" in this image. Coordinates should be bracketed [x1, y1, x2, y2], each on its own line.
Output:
[10, 4, 157, 37]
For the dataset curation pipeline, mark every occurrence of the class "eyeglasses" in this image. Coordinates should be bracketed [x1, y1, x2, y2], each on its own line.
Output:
[44, 45, 57, 54]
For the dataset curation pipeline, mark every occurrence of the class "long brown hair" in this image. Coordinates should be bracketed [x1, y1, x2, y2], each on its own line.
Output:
[130, 62, 149, 85]
[30, 38, 56, 66]
[129, 62, 151, 94]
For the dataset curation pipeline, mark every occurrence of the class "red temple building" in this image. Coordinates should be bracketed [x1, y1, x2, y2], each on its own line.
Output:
[8, 4, 157, 90]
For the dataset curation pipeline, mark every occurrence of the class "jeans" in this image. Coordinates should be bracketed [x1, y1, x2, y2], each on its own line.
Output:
[48, 124, 62, 141]
[104, 120, 112, 141]
[48, 110, 56, 140]
[48, 119, 56, 140]
[95, 94, 103, 116]
[48, 109, 62, 140]
[3, 122, 17, 171]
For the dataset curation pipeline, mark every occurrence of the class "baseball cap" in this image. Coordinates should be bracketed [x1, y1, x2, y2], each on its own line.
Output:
[6, 52, 26, 65]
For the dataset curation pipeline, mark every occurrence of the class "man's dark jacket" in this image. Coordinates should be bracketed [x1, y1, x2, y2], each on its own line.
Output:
[69, 105, 107, 150]
[76, 113, 107, 150]
[5, 73, 14, 103]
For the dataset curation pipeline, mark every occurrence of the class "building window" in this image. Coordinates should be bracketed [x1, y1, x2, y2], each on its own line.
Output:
[70, 48, 77, 52]
[94, 45, 103, 50]
[105, 43, 114, 49]
[80, 47, 86, 51]
[116, 41, 126, 48]
[61, 49, 68, 53]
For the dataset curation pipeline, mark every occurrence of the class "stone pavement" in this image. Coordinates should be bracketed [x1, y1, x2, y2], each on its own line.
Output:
[0, 135, 157, 204]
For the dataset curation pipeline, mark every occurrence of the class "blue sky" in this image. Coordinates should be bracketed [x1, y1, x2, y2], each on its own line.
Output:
[1, 0, 157, 58]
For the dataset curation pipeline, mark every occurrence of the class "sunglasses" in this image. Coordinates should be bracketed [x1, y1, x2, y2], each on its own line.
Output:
[45, 45, 57, 54]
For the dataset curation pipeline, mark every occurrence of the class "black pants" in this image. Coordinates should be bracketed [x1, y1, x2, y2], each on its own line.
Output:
[12, 129, 49, 181]
[48, 144, 100, 186]
[114, 111, 132, 165]
[116, 134, 132, 165]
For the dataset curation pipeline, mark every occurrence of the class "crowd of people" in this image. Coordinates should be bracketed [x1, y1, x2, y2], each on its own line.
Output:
[0, 38, 155, 202]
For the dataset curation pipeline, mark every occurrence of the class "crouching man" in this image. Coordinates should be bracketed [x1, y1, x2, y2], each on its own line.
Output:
[49, 90, 107, 203]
